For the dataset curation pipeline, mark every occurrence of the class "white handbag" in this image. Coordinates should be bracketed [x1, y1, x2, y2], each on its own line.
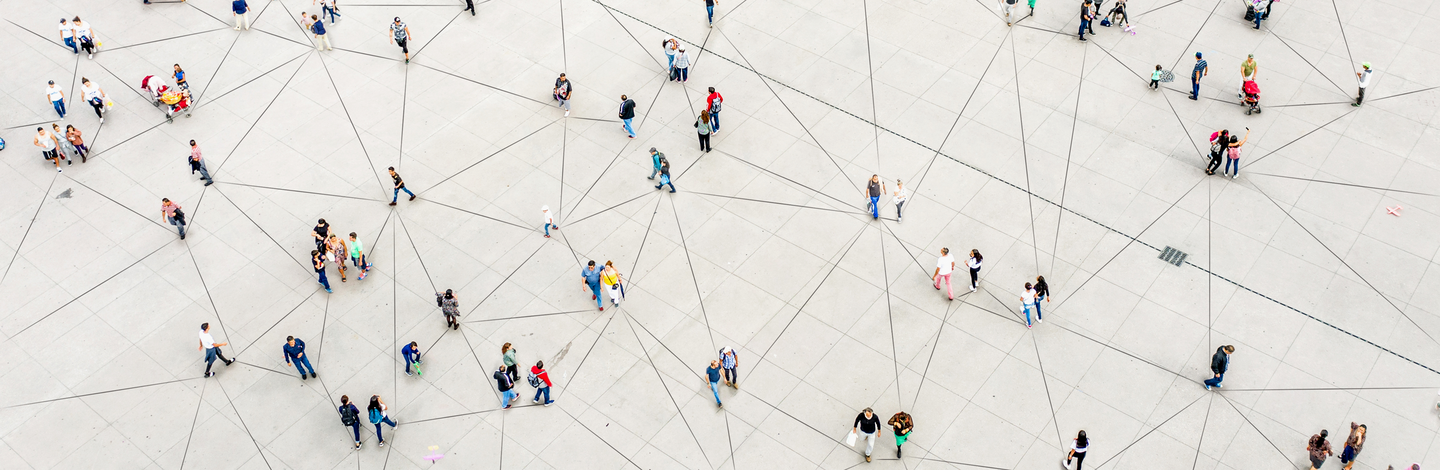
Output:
[845, 431, 857, 447]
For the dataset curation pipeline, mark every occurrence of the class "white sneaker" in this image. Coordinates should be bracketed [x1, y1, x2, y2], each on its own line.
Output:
[57, 167, 63, 173]
[564, 111, 570, 117]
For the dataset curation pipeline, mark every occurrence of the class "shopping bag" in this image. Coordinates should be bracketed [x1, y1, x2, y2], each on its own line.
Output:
[845, 431, 857, 447]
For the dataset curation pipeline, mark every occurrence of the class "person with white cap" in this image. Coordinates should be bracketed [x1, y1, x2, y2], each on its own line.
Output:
[542, 206, 558, 238]
[1352, 63, 1372, 106]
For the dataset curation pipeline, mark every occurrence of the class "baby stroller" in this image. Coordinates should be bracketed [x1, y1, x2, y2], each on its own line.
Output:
[161, 89, 193, 122]
[141, 75, 167, 107]
[1241, 80, 1261, 114]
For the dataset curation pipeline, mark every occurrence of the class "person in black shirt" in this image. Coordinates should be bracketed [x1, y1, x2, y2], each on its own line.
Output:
[312, 218, 331, 251]
[388, 166, 416, 205]
[1078, 0, 1093, 41]
[1033, 275, 1050, 319]
[554, 73, 572, 116]
[852, 407, 881, 462]
[495, 365, 517, 409]
[619, 95, 636, 138]
[1204, 345, 1234, 390]
[864, 175, 885, 220]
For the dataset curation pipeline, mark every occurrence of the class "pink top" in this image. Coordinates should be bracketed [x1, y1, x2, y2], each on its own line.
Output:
[162, 201, 180, 217]
[190, 146, 202, 162]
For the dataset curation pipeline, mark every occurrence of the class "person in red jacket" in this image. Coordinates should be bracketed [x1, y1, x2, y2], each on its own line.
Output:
[705, 87, 723, 134]
[531, 361, 554, 406]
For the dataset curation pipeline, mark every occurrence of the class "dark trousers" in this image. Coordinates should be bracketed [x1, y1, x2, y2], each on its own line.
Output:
[348, 422, 361, 443]
[88, 98, 104, 119]
[1079, 19, 1090, 39]
[698, 133, 711, 151]
[723, 366, 737, 384]
[1191, 79, 1201, 99]
[290, 356, 315, 377]
[404, 350, 420, 373]
[80, 38, 94, 55]
[506, 364, 519, 382]
[1355, 87, 1366, 105]
[969, 267, 980, 288]
[1071, 451, 1086, 470]
[1204, 372, 1224, 387]
[1149, 79, 1159, 89]
[317, 268, 331, 289]
[204, 347, 231, 373]
[463, 0, 475, 13]
[1206, 153, 1223, 173]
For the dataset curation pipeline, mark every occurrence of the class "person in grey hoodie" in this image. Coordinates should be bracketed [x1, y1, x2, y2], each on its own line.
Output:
[673, 47, 692, 82]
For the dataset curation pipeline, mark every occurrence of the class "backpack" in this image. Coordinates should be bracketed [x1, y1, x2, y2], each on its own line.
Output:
[709, 98, 722, 113]
[0, 137, 6, 151]
[527, 370, 542, 388]
[368, 407, 383, 424]
[339, 405, 358, 426]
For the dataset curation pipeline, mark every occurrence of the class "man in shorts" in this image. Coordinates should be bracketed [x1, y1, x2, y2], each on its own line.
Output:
[389, 17, 411, 63]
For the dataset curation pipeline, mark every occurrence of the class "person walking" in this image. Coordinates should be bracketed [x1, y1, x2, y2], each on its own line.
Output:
[601, 261, 624, 307]
[1021, 282, 1038, 328]
[312, 218, 331, 251]
[310, 15, 333, 51]
[1340, 423, 1365, 470]
[301, 11, 314, 31]
[888, 411, 913, 458]
[852, 407, 881, 462]
[283, 336, 318, 380]
[462, 0, 475, 15]
[389, 17, 411, 63]
[654, 157, 675, 192]
[1067, 430, 1089, 469]
[1203, 344, 1234, 389]
[1150, 65, 1162, 90]
[892, 179, 907, 222]
[673, 47, 692, 82]
[864, 175, 885, 220]
[59, 19, 78, 54]
[495, 364, 518, 409]
[1190, 52, 1208, 100]
[530, 361, 554, 406]
[66, 125, 88, 163]
[388, 167, 416, 205]
[501, 343, 520, 382]
[1003, 0, 1018, 26]
[346, 233, 372, 281]
[1034, 275, 1050, 319]
[232, 0, 251, 30]
[1352, 63, 1372, 107]
[719, 346, 738, 388]
[367, 395, 398, 446]
[73, 17, 97, 59]
[45, 80, 66, 119]
[162, 198, 187, 239]
[705, 0, 718, 26]
[402, 341, 422, 376]
[706, 359, 723, 407]
[435, 289, 459, 329]
[967, 249, 983, 291]
[198, 322, 235, 377]
[326, 234, 349, 282]
[541, 206, 559, 238]
[695, 112, 713, 152]
[619, 94, 636, 138]
[1309, 430, 1333, 470]
[35, 126, 66, 172]
[706, 87, 723, 133]
[173, 64, 190, 92]
[933, 248, 955, 300]
[1206, 129, 1229, 175]
[312, 249, 332, 293]
[188, 140, 214, 185]
[1239, 55, 1257, 98]
[1224, 127, 1250, 179]
[582, 260, 604, 311]
[316, 0, 341, 23]
[51, 124, 77, 165]
[338, 395, 362, 449]
[554, 73, 572, 117]
[647, 148, 665, 180]
[80, 77, 109, 124]
[1078, 0, 1093, 41]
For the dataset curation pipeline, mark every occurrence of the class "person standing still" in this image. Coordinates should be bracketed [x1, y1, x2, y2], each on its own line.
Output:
[1352, 63, 1372, 106]
[501, 343, 519, 382]
[888, 411, 913, 458]
[1021, 282, 1038, 328]
[530, 361, 554, 405]
[1308, 430, 1333, 470]
[59, 19, 78, 54]
[161, 198, 187, 239]
[705, 0, 718, 26]
[664, 38, 679, 73]
[1203, 344, 1234, 389]
[338, 395, 362, 449]
[1190, 52, 1208, 100]
[601, 261, 624, 307]
[313, 249, 333, 293]
[348, 232, 372, 280]
[582, 260, 604, 310]
[283, 336, 317, 380]
[367, 396, 398, 446]
[967, 249, 983, 291]
[173, 64, 190, 93]
[310, 15, 333, 51]
[647, 148, 665, 180]
[1225, 128, 1250, 179]
[695, 112, 713, 152]
[189, 140, 214, 185]
[233, 0, 251, 30]
[706, 87, 723, 133]
[654, 157, 675, 192]
[1078, 0, 1093, 41]
[853, 407, 880, 462]
[326, 234, 348, 282]
[1068, 430, 1089, 469]
[389, 17, 411, 63]
[864, 175, 885, 220]
[541, 206, 559, 238]
[619, 94, 636, 138]
[198, 322, 235, 377]
[1239, 54, 1257, 98]
[719, 346, 738, 388]
[933, 248, 955, 300]
[1340, 423, 1365, 470]
[388, 167, 416, 205]
[34, 126, 65, 172]
[402, 341, 422, 376]
[554, 73, 572, 117]
[706, 360, 723, 407]
[495, 365, 518, 409]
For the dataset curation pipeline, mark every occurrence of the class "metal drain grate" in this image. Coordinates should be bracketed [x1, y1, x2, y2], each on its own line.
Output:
[1158, 246, 1188, 266]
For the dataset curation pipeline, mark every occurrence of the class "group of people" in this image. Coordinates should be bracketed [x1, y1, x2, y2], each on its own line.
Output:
[863, 175, 908, 221]
[848, 408, 914, 462]
[1075, 0, 1129, 41]
[309, 218, 375, 293]
[491, 343, 557, 409]
[703, 348, 741, 407]
[58, 17, 98, 58]
[31, 122, 89, 173]
[580, 260, 625, 311]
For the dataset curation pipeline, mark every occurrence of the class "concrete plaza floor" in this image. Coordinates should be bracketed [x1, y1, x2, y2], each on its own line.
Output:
[1, 0, 1439, 468]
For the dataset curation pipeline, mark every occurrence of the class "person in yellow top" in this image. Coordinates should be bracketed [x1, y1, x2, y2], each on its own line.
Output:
[601, 261, 624, 307]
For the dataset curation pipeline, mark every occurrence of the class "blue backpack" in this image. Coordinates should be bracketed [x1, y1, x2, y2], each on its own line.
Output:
[0, 137, 6, 150]
[368, 407, 383, 424]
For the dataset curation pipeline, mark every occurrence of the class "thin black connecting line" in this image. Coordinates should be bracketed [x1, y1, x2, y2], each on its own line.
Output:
[178, 379, 208, 470]
[1248, 172, 1440, 197]
[0, 174, 57, 290]
[1268, 31, 1350, 98]
[314, 52, 391, 197]
[1190, 394, 1213, 470]
[1030, 324, 1065, 449]
[707, 148, 855, 210]
[233, 290, 322, 357]
[411, 10, 465, 60]
[9, 240, 171, 338]
[211, 186, 315, 273]
[398, 65, 410, 171]
[420, 119, 560, 197]
[878, 232, 904, 410]
[1090, 392, 1206, 469]
[561, 74, 668, 219]
[690, 191, 853, 214]
[668, 196, 718, 351]
[907, 28, 1009, 207]
[862, 0, 881, 177]
[1217, 393, 1300, 469]
[3, 376, 203, 409]
[210, 53, 314, 177]
[191, 0, 281, 105]
[190, 50, 310, 114]
[1131, 0, 1184, 18]
[463, 310, 593, 323]
[107, 27, 229, 51]
[1243, 109, 1353, 169]
[423, 199, 532, 231]
[754, 224, 868, 364]
[909, 293, 969, 409]
[620, 312, 714, 467]
[1009, 30, 1043, 273]
[554, 312, 616, 400]
[213, 378, 274, 470]
[1051, 44, 1087, 274]
[211, 182, 384, 201]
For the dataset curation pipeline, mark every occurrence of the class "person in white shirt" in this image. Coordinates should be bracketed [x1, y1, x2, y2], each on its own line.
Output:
[932, 248, 955, 300]
[80, 77, 108, 123]
[45, 80, 66, 118]
[59, 19, 78, 54]
[673, 48, 692, 82]
[1021, 282, 1038, 328]
[966, 249, 983, 291]
[198, 322, 235, 377]
[892, 179, 908, 222]
[1352, 62, 1372, 107]
[33, 127, 64, 172]
[1067, 430, 1089, 469]
[542, 205, 559, 238]
[72, 17, 96, 59]
[315, 0, 341, 23]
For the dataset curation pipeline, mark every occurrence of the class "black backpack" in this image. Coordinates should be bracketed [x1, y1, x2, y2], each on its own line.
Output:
[339, 405, 358, 426]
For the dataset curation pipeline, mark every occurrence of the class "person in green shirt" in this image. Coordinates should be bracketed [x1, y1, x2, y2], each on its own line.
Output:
[502, 343, 519, 382]
[1239, 54, 1257, 98]
[1150, 64, 1162, 90]
[348, 232, 372, 280]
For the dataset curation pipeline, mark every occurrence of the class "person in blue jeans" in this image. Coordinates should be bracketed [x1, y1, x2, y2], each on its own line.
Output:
[338, 395, 362, 449]
[706, 360, 723, 407]
[864, 175, 885, 220]
[618, 95, 636, 138]
[1203, 345, 1233, 390]
[1190, 52, 1208, 100]
[647, 148, 665, 179]
[495, 365, 518, 408]
[283, 336, 317, 380]
[367, 395, 397, 447]
[59, 19, 77, 54]
[531, 361, 554, 405]
[46, 80, 66, 118]
[312, 250, 332, 293]
[705, 0, 718, 26]
[1078, 0, 1093, 41]
[388, 167, 415, 205]
[402, 341, 421, 376]
[581, 260, 604, 311]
